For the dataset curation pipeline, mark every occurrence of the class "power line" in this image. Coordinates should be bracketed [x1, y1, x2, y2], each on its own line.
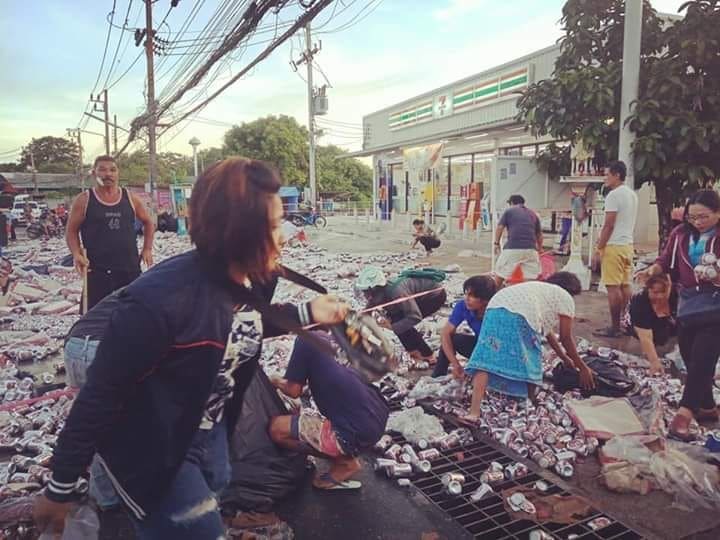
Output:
[102, 0, 134, 89]
[316, 0, 382, 35]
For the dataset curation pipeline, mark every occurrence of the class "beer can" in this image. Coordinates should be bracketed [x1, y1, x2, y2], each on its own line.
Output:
[385, 444, 402, 460]
[402, 444, 419, 461]
[528, 530, 554, 540]
[373, 458, 397, 472]
[441, 472, 466, 486]
[567, 439, 588, 457]
[470, 483, 495, 502]
[509, 441, 529, 458]
[446, 480, 463, 496]
[555, 450, 577, 463]
[374, 434, 393, 451]
[439, 434, 460, 450]
[479, 470, 504, 484]
[588, 517, 612, 530]
[554, 460, 574, 478]
[418, 448, 441, 461]
[543, 450, 558, 467]
[489, 461, 504, 473]
[412, 459, 432, 474]
[532, 450, 552, 469]
[416, 438, 429, 450]
[397, 478, 412, 487]
[534, 480, 551, 493]
[386, 463, 413, 478]
[400, 453, 414, 464]
[507, 463, 529, 480]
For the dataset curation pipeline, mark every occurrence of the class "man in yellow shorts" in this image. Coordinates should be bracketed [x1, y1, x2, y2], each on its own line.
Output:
[593, 161, 638, 338]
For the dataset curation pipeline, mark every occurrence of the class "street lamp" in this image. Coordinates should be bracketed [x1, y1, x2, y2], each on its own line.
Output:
[189, 137, 201, 179]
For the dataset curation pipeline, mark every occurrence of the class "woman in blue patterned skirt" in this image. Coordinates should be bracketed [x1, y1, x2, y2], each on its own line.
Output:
[462, 272, 595, 423]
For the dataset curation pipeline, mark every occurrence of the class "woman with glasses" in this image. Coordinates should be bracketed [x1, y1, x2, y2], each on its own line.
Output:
[636, 189, 720, 440]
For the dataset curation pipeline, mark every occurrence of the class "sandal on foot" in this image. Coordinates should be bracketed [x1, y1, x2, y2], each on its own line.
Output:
[457, 414, 481, 427]
[592, 327, 623, 338]
[313, 472, 362, 490]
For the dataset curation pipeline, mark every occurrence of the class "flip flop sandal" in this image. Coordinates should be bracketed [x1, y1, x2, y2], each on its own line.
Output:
[457, 415, 481, 427]
[313, 472, 362, 490]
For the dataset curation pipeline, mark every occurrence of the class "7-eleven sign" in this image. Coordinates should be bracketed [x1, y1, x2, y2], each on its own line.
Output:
[433, 92, 453, 119]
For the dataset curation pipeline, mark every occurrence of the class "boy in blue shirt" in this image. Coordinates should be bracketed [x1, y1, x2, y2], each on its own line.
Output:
[432, 275, 498, 379]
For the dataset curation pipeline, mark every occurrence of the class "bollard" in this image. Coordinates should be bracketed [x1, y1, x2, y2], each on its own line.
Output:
[353, 203, 358, 224]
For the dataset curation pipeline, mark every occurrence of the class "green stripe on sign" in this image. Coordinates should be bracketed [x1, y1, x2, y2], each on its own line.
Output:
[417, 106, 433, 115]
[474, 84, 499, 99]
[453, 93, 473, 105]
[499, 75, 527, 91]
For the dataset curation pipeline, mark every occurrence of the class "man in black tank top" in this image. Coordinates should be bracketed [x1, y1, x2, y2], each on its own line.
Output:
[66, 155, 155, 312]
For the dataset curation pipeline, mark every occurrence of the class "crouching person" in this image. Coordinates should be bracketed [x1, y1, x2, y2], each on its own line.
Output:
[270, 334, 389, 490]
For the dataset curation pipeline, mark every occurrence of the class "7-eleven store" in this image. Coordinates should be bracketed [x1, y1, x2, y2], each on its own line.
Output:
[347, 45, 563, 231]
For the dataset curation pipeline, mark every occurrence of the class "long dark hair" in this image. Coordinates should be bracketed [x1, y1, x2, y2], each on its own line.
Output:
[683, 189, 720, 241]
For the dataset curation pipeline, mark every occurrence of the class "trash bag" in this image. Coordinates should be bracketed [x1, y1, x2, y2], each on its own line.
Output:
[222, 368, 307, 512]
[552, 355, 636, 397]
[38, 503, 99, 540]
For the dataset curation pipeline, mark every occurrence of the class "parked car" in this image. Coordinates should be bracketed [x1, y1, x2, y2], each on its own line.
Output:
[11, 201, 40, 225]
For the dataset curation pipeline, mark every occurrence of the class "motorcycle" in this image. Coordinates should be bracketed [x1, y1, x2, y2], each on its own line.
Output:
[287, 207, 327, 229]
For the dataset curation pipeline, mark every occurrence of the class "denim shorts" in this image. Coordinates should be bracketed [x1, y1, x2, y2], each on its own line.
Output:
[64, 337, 120, 509]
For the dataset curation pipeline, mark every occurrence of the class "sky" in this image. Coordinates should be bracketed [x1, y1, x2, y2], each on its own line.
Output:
[0, 0, 688, 162]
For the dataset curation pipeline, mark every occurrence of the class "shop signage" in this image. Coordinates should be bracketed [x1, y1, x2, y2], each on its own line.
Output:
[388, 66, 532, 131]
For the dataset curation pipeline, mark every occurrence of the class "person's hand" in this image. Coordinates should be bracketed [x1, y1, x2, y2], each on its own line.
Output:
[648, 362, 665, 377]
[309, 295, 348, 325]
[33, 495, 74, 537]
[578, 363, 596, 391]
[73, 252, 89, 275]
[141, 247, 154, 268]
[634, 268, 651, 285]
[592, 248, 604, 271]
[451, 362, 464, 380]
[376, 317, 392, 330]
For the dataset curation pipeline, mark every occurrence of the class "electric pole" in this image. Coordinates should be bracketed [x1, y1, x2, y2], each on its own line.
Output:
[30, 150, 37, 195]
[90, 90, 110, 155]
[144, 0, 159, 203]
[113, 114, 118, 154]
[619, 0, 643, 182]
[291, 24, 321, 208]
[66, 128, 84, 189]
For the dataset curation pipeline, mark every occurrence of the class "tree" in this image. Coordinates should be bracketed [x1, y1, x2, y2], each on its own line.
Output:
[0, 162, 22, 172]
[20, 136, 80, 173]
[223, 115, 309, 187]
[516, 0, 720, 248]
[197, 147, 225, 173]
[316, 145, 372, 202]
[115, 151, 192, 185]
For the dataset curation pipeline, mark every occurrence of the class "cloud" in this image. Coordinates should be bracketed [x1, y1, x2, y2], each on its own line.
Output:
[433, 0, 487, 21]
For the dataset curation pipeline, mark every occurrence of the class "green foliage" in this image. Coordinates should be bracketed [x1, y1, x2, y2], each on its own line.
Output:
[197, 146, 226, 171]
[115, 151, 193, 185]
[222, 115, 372, 200]
[20, 136, 80, 173]
[517, 0, 720, 248]
[0, 162, 22, 172]
[223, 115, 309, 187]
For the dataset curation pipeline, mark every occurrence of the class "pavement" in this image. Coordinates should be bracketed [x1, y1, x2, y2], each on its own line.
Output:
[62, 216, 720, 538]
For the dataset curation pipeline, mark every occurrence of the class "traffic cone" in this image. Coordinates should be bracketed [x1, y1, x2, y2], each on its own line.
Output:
[507, 263, 525, 285]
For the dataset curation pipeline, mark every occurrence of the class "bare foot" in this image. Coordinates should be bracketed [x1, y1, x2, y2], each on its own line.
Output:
[313, 456, 361, 488]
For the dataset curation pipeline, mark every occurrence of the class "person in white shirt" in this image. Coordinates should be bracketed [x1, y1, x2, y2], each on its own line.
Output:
[593, 161, 638, 338]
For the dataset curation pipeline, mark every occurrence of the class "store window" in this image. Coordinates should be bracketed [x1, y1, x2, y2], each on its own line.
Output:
[450, 154, 472, 217]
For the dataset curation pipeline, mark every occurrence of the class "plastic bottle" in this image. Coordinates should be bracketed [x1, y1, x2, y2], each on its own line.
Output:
[38, 503, 100, 540]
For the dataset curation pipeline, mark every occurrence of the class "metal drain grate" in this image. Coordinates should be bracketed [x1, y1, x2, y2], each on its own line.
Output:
[380, 432, 644, 540]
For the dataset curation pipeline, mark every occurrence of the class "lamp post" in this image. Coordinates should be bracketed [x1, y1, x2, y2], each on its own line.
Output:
[189, 137, 201, 180]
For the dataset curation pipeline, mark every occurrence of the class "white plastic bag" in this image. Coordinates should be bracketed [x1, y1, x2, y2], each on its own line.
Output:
[38, 503, 100, 540]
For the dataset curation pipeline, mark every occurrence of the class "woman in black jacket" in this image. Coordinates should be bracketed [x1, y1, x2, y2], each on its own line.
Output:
[35, 158, 348, 539]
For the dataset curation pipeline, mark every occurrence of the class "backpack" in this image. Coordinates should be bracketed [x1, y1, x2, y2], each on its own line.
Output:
[389, 268, 447, 288]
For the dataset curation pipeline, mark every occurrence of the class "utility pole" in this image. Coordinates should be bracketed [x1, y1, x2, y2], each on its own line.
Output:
[90, 90, 110, 155]
[619, 0, 643, 182]
[144, 0, 159, 204]
[29, 150, 38, 195]
[113, 114, 118, 154]
[66, 128, 84, 189]
[291, 24, 321, 208]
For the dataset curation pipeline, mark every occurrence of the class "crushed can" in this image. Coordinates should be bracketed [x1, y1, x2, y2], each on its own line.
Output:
[412, 459, 432, 474]
[446, 480, 463, 496]
[386, 463, 413, 478]
[418, 448, 441, 461]
[554, 460, 574, 479]
[441, 472, 466, 486]
[470, 483, 495, 502]
[374, 434, 393, 452]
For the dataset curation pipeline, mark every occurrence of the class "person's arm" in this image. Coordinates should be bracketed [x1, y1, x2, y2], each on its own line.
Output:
[634, 327, 663, 374]
[390, 285, 423, 334]
[131, 193, 155, 267]
[546, 332, 574, 368]
[596, 211, 617, 251]
[535, 215, 544, 252]
[440, 321, 459, 366]
[262, 295, 347, 339]
[556, 315, 595, 390]
[42, 298, 170, 503]
[65, 193, 89, 274]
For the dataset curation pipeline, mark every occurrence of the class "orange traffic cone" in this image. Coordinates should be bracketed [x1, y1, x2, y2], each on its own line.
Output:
[507, 263, 525, 285]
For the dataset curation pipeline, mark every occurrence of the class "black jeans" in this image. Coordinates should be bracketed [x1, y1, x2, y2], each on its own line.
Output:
[678, 324, 720, 412]
[393, 289, 447, 356]
[432, 333, 478, 378]
[419, 236, 441, 253]
[85, 267, 141, 313]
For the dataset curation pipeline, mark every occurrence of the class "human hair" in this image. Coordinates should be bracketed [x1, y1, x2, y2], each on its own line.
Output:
[544, 271, 582, 296]
[189, 157, 281, 281]
[412, 219, 424, 226]
[93, 155, 116, 168]
[507, 195, 525, 206]
[646, 273, 671, 291]
[463, 275, 498, 300]
[683, 189, 720, 241]
[606, 160, 627, 182]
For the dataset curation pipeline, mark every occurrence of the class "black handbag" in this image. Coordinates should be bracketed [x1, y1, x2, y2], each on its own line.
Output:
[677, 286, 720, 328]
